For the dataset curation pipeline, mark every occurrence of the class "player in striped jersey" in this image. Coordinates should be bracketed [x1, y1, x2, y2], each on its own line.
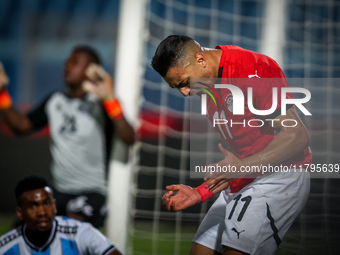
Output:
[152, 35, 311, 255]
[0, 175, 122, 255]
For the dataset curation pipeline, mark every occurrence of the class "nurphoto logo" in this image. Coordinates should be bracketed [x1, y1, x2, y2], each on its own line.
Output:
[201, 84, 311, 116]
[197, 82, 312, 130]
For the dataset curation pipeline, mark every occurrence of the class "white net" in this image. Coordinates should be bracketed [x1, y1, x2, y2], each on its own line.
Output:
[278, 1, 340, 254]
[129, 0, 340, 254]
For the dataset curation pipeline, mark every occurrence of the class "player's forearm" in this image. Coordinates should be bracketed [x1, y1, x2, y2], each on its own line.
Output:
[243, 128, 308, 169]
[1, 106, 33, 134]
[242, 110, 309, 169]
[114, 116, 135, 145]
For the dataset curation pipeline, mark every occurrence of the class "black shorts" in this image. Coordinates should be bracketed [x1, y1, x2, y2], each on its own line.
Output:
[53, 189, 107, 228]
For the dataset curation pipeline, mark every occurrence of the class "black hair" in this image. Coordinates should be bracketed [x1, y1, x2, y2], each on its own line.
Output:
[15, 175, 51, 204]
[151, 35, 195, 77]
[72, 45, 101, 65]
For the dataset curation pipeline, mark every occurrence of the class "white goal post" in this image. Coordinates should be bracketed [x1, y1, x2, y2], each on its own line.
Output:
[260, 0, 287, 67]
[106, 0, 148, 253]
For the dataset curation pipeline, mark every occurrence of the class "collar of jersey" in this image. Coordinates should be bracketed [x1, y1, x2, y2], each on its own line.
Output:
[22, 220, 57, 252]
[218, 66, 223, 78]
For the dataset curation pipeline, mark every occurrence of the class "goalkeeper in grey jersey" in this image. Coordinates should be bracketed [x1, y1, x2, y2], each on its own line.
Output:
[0, 46, 135, 228]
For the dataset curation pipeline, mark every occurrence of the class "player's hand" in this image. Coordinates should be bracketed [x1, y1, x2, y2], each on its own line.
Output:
[82, 63, 114, 101]
[0, 62, 9, 91]
[204, 143, 245, 188]
[162, 184, 201, 211]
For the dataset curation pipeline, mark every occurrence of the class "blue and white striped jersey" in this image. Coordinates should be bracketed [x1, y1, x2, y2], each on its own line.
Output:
[0, 216, 118, 255]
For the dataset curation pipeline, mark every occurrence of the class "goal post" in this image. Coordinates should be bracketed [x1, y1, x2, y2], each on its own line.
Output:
[260, 0, 287, 67]
[106, 0, 148, 253]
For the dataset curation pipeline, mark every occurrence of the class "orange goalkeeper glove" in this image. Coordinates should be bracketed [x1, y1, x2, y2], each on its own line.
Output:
[82, 64, 123, 121]
[0, 62, 12, 109]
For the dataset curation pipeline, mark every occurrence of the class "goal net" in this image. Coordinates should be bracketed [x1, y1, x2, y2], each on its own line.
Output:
[128, 0, 340, 254]
[277, 1, 340, 254]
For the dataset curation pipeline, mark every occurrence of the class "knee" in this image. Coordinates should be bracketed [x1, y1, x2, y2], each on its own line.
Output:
[222, 246, 249, 255]
[191, 243, 222, 255]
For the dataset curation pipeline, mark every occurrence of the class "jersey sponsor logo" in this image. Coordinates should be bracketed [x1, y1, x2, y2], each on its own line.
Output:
[248, 70, 261, 78]
[231, 228, 245, 239]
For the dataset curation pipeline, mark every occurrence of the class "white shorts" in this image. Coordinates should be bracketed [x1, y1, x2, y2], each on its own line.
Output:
[193, 170, 310, 255]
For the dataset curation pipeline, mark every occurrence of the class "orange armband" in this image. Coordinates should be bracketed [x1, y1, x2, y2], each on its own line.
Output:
[0, 90, 12, 109]
[102, 99, 123, 121]
[195, 183, 213, 203]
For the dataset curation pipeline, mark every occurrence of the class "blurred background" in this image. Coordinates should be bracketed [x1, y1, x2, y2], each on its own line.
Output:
[0, 0, 339, 254]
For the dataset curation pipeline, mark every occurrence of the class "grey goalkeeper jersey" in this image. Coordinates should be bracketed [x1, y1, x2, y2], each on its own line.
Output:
[0, 216, 118, 255]
[27, 92, 114, 194]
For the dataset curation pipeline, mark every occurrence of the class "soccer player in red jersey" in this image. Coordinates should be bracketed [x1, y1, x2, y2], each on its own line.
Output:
[151, 35, 312, 255]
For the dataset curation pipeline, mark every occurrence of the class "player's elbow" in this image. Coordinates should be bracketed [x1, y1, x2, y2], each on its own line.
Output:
[302, 131, 310, 149]
[293, 126, 310, 151]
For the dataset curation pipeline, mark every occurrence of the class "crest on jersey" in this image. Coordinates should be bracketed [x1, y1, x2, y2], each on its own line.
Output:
[225, 93, 233, 113]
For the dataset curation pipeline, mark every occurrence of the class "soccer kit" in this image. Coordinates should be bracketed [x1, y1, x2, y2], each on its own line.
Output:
[27, 92, 115, 227]
[0, 216, 118, 255]
[193, 45, 312, 254]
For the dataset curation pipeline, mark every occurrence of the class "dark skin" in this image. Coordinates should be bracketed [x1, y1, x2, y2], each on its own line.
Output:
[1, 50, 134, 222]
[17, 187, 57, 247]
[17, 188, 122, 255]
[0, 50, 135, 145]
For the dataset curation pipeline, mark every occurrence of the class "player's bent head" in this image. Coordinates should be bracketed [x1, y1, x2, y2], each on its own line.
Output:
[72, 45, 101, 65]
[151, 35, 199, 77]
[15, 175, 56, 232]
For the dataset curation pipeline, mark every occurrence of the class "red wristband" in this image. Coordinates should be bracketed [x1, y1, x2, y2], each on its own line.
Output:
[102, 99, 123, 121]
[195, 183, 213, 203]
[0, 90, 12, 109]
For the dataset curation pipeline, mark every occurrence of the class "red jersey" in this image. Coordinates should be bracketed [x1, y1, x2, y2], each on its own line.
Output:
[205, 45, 312, 192]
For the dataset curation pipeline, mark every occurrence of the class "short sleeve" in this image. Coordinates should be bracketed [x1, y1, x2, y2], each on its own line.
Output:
[27, 94, 52, 130]
[248, 58, 293, 119]
[78, 224, 118, 255]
